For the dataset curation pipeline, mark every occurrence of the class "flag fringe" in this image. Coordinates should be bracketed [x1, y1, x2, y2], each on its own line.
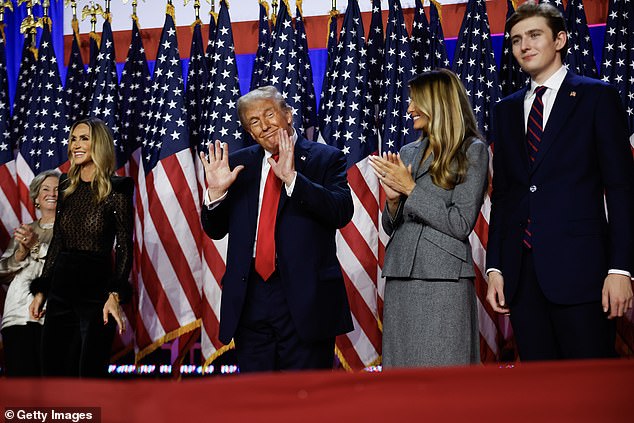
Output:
[325, 10, 339, 46]
[166, 3, 176, 24]
[190, 19, 203, 31]
[259, 0, 270, 17]
[134, 319, 201, 364]
[202, 339, 235, 367]
[89, 31, 101, 48]
[71, 18, 80, 43]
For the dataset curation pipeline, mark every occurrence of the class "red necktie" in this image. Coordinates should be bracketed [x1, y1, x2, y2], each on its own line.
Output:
[255, 155, 281, 281]
[524, 86, 547, 249]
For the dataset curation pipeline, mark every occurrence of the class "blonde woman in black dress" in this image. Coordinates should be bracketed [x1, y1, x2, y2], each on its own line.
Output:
[30, 117, 133, 377]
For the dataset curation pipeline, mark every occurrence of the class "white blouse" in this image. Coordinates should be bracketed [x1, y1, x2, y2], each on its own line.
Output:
[0, 221, 54, 330]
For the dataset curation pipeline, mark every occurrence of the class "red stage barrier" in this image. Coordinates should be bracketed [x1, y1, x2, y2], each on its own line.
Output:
[1, 359, 633, 422]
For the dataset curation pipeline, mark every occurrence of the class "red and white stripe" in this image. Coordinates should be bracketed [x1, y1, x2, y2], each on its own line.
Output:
[335, 157, 384, 370]
[0, 158, 19, 250]
[134, 149, 203, 360]
[470, 146, 514, 362]
[194, 162, 231, 364]
[15, 154, 36, 224]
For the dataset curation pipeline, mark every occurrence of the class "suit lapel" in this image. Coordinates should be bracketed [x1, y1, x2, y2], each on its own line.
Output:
[510, 89, 531, 175]
[412, 138, 430, 180]
[530, 73, 580, 174]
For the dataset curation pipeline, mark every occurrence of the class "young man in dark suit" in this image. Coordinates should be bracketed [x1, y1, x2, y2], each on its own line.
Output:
[199, 86, 354, 372]
[486, 1, 634, 360]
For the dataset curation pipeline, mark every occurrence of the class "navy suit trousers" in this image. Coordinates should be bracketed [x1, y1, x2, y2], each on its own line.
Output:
[510, 249, 616, 361]
[233, 263, 335, 373]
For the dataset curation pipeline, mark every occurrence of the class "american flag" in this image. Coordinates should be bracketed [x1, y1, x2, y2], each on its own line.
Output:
[540, 0, 565, 14]
[134, 5, 203, 362]
[319, 0, 382, 370]
[452, 0, 501, 140]
[0, 22, 18, 251]
[452, 0, 509, 362]
[428, 0, 450, 70]
[380, 0, 417, 153]
[88, 18, 124, 168]
[199, 0, 244, 151]
[250, 0, 270, 91]
[64, 19, 88, 126]
[411, 0, 431, 74]
[119, 17, 151, 163]
[367, 0, 383, 117]
[262, 0, 306, 135]
[10, 37, 35, 158]
[198, 0, 244, 365]
[185, 19, 208, 150]
[294, 1, 317, 139]
[114, 12, 152, 367]
[564, 0, 598, 78]
[205, 8, 217, 70]
[600, 0, 634, 355]
[500, 0, 528, 97]
[84, 29, 101, 99]
[317, 8, 339, 136]
[17, 20, 68, 223]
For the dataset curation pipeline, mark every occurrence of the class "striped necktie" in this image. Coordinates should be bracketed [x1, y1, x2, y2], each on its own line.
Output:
[524, 86, 547, 249]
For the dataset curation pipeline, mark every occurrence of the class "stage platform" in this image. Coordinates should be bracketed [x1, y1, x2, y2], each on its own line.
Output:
[1, 359, 633, 422]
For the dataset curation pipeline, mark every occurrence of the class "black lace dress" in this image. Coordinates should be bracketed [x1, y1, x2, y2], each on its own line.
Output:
[31, 174, 133, 377]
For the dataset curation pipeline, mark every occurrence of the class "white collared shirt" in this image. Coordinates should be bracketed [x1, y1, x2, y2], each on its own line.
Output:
[204, 129, 298, 257]
[523, 65, 567, 133]
[489, 65, 631, 279]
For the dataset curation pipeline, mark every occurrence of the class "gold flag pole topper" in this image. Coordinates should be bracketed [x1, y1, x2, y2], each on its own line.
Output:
[18, 0, 43, 48]
[82, 1, 105, 33]
[0, 0, 14, 25]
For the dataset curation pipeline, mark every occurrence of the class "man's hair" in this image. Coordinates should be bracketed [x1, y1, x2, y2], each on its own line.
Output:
[237, 86, 291, 128]
[505, 0, 568, 58]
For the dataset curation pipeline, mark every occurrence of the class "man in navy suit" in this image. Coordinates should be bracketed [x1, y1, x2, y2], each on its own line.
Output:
[199, 86, 354, 372]
[486, 1, 634, 360]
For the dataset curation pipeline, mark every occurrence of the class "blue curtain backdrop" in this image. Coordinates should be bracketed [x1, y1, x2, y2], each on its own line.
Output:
[4, 2, 606, 110]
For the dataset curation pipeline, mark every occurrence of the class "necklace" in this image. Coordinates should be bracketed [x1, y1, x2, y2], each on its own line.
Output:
[38, 219, 54, 230]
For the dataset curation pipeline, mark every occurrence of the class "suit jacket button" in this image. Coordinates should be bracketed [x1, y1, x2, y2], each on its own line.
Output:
[529, 185, 537, 193]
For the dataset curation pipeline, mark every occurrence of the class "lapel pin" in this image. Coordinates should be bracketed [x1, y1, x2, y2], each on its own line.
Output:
[570, 91, 576, 97]
[300, 155, 306, 161]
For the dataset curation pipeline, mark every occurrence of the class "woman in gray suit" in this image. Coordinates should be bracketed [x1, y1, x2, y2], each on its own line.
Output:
[369, 69, 489, 367]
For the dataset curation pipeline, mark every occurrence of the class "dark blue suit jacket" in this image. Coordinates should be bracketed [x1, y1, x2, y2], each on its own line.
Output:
[487, 72, 634, 305]
[201, 136, 354, 344]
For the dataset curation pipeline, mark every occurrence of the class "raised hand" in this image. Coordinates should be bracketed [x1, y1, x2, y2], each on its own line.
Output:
[269, 128, 296, 185]
[198, 140, 244, 201]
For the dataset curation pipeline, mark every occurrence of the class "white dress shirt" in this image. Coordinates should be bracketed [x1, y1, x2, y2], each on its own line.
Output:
[204, 129, 298, 256]
[488, 66, 631, 279]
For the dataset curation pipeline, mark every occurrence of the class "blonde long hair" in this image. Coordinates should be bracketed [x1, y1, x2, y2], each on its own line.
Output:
[64, 117, 115, 203]
[408, 69, 483, 190]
